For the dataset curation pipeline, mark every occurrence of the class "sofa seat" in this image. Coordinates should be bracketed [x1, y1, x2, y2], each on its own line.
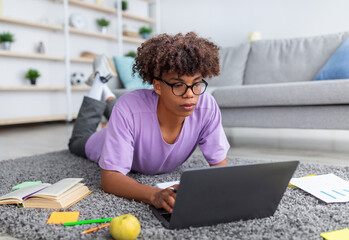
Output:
[212, 79, 349, 108]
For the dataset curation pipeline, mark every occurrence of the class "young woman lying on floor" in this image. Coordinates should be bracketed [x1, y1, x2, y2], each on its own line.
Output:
[68, 32, 230, 213]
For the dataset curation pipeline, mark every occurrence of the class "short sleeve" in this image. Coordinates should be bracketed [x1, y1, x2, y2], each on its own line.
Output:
[98, 106, 135, 175]
[198, 99, 230, 165]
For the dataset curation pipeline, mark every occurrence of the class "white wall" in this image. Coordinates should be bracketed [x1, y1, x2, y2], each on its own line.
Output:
[160, 0, 349, 47]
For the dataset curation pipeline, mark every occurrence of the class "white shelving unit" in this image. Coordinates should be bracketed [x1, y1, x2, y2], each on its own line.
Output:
[0, 0, 159, 125]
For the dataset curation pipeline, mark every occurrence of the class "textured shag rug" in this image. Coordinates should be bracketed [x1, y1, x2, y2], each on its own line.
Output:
[0, 150, 349, 240]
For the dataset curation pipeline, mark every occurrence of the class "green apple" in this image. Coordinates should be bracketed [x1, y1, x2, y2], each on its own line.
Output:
[109, 214, 141, 240]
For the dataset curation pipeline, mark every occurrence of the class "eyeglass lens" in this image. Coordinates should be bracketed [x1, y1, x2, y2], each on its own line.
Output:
[173, 82, 206, 96]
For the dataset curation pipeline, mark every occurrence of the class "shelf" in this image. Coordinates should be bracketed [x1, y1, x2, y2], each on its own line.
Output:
[69, 27, 118, 40]
[0, 86, 64, 91]
[0, 114, 78, 126]
[0, 15, 146, 43]
[0, 50, 94, 63]
[0, 16, 119, 41]
[122, 12, 156, 24]
[0, 16, 63, 31]
[68, 0, 117, 14]
[0, 85, 90, 91]
[71, 85, 90, 91]
[68, 0, 155, 23]
[0, 50, 63, 61]
[123, 36, 145, 44]
[70, 57, 93, 63]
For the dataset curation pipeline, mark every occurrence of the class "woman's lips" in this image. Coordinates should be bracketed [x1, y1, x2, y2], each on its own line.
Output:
[180, 104, 195, 111]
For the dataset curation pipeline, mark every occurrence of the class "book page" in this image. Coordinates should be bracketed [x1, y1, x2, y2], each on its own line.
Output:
[55, 183, 85, 200]
[0, 183, 51, 204]
[32, 178, 83, 198]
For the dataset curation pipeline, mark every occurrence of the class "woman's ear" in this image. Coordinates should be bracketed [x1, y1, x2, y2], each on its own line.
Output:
[153, 79, 161, 95]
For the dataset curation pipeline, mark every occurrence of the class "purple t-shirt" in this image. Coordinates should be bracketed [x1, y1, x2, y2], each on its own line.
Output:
[85, 89, 230, 175]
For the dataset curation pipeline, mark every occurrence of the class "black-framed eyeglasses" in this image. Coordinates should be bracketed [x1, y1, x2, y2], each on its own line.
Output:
[156, 78, 208, 96]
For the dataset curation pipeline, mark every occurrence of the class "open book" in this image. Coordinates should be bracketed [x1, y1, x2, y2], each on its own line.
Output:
[0, 178, 91, 209]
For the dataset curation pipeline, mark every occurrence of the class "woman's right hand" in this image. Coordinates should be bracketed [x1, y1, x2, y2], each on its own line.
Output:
[151, 185, 178, 213]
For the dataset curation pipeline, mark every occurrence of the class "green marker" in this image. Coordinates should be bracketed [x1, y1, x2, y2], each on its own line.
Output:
[63, 217, 113, 226]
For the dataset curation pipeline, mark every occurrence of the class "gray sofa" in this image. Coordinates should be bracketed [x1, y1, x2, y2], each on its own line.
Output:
[113, 31, 349, 130]
[211, 31, 349, 130]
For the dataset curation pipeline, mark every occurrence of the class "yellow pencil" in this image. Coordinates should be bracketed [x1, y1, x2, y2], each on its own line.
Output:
[81, 223, 110, 234]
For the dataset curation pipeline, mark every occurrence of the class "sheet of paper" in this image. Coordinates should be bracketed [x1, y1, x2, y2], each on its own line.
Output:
[320, 228, 349, 240]
[47, 211, 80, 224]
[12, 181, 42, 190]
[155, 181, 180, 189]
[288, 175, 316, 188]
[290, 174, 349, 203]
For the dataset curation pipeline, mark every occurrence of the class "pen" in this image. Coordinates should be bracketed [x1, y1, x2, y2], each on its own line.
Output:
[169, 187, 177, 193]
[64, 217, 113, 226]
[81, 223, 110, 234]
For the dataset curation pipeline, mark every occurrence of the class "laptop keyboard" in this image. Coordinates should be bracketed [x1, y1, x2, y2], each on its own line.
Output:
[161, 213, 172, 222]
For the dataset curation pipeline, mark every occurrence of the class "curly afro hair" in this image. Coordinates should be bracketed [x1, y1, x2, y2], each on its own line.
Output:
[133, 32, 220, 85]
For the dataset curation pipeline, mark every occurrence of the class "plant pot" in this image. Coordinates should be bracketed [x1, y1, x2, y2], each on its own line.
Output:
[30, 79, 37, 85]
[2, 41, 11, 51]
[99, 26, 108, 34]
[141, 33, 150, 39]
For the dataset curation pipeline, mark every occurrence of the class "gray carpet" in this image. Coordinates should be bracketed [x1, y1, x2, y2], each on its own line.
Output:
[0, 151, 349, 240]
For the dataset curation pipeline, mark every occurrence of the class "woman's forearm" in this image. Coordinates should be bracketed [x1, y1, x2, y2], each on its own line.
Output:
[101, 169, 158, 205]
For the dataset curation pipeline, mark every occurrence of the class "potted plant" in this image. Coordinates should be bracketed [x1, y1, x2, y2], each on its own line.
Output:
[115, 0, 128, 11]
[96, 18, 110, 34]
[122, 0, 128, 10]
[139, 27, 152, 39]
[0, 32, 15, 50]
[25, 69, 41, 85]
[124, 51, 136, 58]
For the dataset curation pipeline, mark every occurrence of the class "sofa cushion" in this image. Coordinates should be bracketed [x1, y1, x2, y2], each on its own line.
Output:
[113, 56, 153, 90]
[244, 32, 349, 85]
[314, 37, 349, 81]
[212, 79, 349, 107]
[207, 43, 250, 86]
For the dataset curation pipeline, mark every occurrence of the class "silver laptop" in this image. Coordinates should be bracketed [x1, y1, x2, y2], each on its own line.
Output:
[150, 161, 299, 229]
